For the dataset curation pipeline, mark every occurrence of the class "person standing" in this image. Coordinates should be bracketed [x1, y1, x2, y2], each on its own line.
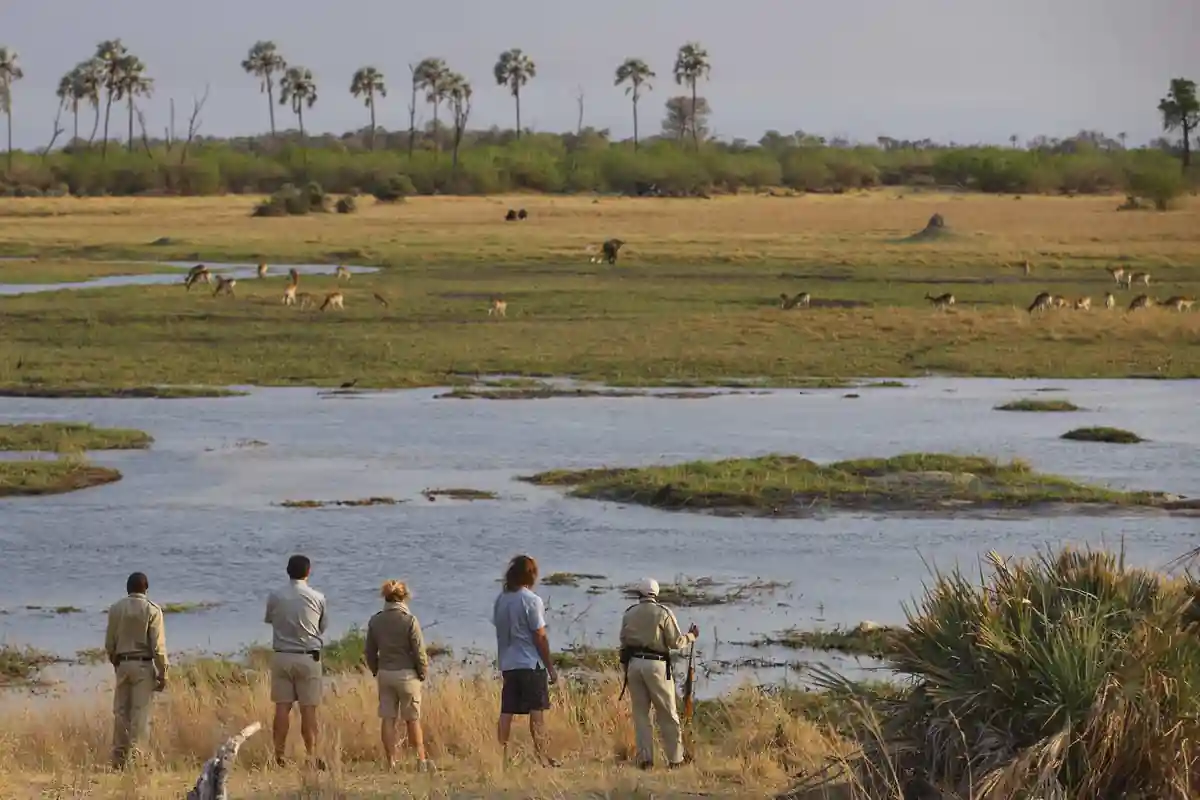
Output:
[365, 580, 434, 772]
[264, 554, 327, 767]
[492, 554, 558, 765]
[618, 577, 699, 769]
[105, 571, 169, 769]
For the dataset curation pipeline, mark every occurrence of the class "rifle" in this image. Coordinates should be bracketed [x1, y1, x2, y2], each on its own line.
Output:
[682, 639, 696, 760]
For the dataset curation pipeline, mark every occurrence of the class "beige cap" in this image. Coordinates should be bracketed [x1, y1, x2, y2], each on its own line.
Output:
[636, 578, 660, 597]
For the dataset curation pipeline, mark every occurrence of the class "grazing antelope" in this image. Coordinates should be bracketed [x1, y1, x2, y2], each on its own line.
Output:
[1073, 297, 1092, 311]
[296, 292, 316, 309]
[1129, 271, 1150, 287]
[319, 291, 344, 311]
[780, 292, 811, 310]
[257, 262, 268, 279]
[517, 208, 528, 220]
[489, 298, 507, 317]
[1052, 295, 1069, 309]
[590, 238, 626, 265]
[335, 266, 351, 281]
[1104, 292, 1115, 309]
[1127, 294, 1152, 311]
[1162, 296, 1196, 312]
[1028, 291, 1053, 313]
[1106, 266, 1126, 286]
[925, 292, 955, 310]
[184, 265, 211, 291]
[213, 276, 237, 297]
[373, 292, 389, 308]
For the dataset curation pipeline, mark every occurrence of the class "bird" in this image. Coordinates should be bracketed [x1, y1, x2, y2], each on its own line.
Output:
[339, 379, 358, 389]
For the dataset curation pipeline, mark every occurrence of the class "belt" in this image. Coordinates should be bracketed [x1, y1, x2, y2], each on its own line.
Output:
[274, 649, 320, 655]
[630, 652, 668, 661]
[115, 654, 154, 663]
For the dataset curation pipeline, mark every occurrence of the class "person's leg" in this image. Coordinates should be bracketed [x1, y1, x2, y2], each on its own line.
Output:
[297, 656, 324, 762]
[111, 665, 132, 769]
[126, 663, 157, 765]
[527, 669, 556, 765]
[270, 654, 296, 763]
[627, 661, 655, 766]
[299, 705, 320, 757]
[401, 680, 428, 764]
[378, 672, 400, 766]
[644, 661, 684, 765]
[497, 713, 514, 758]
[406, 720, 426, 762]
[380, 719, 398, 766]
[272, 703, 292, 762]
[498, 670, 516, 760]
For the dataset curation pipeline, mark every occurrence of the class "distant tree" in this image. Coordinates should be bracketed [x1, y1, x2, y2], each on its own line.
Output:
[350, 66, 386, 149]
[673, 42, 710, 150]
[94, 39, 129, 159]
[1009, 134, 1018, 149]
[0, 47, 24, 173]
[280, 65, 318, 163]
[241, 41, 288, 138]
[445, 72, 472, 170]
[72, 59, 104, 145]
[614, 58, 655, 151]
[56, 67, 82, 143]
[662, 96, 710, 141]
[116, 55, 152, 154]
[1118, 131, 1128, 149]
[406, 62, 420, 158]
[1158, 77, 1199, 170]
[493, 48, 536, 139]
[414, 58, 448, 154]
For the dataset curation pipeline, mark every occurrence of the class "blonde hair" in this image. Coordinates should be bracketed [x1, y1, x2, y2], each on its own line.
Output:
[380, 580, 410, 603]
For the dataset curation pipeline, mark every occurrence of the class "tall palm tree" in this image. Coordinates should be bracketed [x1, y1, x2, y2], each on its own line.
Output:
[1158, 78, 1199, 171]
[350, 66, 386, 150]
[73, 59, 104, 145]
[241, 41, 287, 138]
[57, 67, 81, 143]
[0, 47, 24, 174]
[95, 39, 128, 159]
[444, 72, 472, 170]
[614, 58, 655, 151]
[1117, 131, 1128, 150]
[414, 57, 448, 153]
[672, 42, 710, 150]
[493, 48, 536, 139]
[280, 65, 317, 164]
[1009, 134, 1018, 149]
[117, 55, 152, 153]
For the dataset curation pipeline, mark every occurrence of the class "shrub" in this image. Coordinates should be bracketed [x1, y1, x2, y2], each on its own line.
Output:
[1127, 162, 1187, 211]
[335, 195, 358, 214]
[371, 173, 416, 203]
[1062, 426, 1144, 444]
[251, 181, 329, 217]
[841, 547, 1200, 797]
[995, 398, 1082, 412]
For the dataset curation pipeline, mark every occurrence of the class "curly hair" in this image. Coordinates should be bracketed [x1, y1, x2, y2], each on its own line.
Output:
[503, 554, 539, 592]
[380, 580, 411, 603]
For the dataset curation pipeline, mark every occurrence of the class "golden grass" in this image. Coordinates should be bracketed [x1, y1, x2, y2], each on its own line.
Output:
[0, 669, 853, 799]
[0, 193, 1196, 386]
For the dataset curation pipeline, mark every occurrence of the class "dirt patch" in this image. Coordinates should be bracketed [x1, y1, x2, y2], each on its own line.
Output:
[421, 488, 498, 501]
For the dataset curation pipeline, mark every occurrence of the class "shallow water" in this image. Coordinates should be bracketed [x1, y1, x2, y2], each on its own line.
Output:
[0, 260, 378, 296]
[2, 377, 1198, 695]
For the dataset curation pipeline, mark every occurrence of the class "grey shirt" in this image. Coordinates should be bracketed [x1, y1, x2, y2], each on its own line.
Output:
[265, 580, 327, 652]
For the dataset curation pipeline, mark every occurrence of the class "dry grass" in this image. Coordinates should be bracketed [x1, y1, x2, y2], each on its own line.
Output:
[0, 422, 152, 452]
[0, 669, 853, 799]
[0, 193, 1196, 387]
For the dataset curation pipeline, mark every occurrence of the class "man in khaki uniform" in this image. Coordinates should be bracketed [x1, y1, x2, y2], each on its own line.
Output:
[104, 572, 169, 769]
[619, 577, 698, 769]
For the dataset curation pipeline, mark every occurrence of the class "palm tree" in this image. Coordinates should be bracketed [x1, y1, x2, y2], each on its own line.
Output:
[615, 58, 655, 151]
[1009, 134, 1018, 149]
[1158, 78, 1199, 171]
[414, 58, 448, 153]
[444, 72, 472, 170]
[280, 65, 318, 163]
[73, 59, 104, 145]
[0, 47, 24, 174]
[350, 66, 386, 149]
[116, 55, 152, 153]
[57, 67, 81, 144]
[493, 48, 536, 139]
[95, 39, 128, 159]
[1117, 131, 1128, 150]
[241, 41, 288, 138]
[673, 42, 710, 150]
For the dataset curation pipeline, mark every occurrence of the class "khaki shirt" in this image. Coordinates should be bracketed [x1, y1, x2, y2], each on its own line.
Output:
[105, 593, 169, 675]
[264, 580, 327, 652]
[365, 602, 428, 679]
[619, 598, 694, 654]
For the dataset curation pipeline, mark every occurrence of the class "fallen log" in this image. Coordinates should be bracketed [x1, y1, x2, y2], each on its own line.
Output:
[187, 721, 262, 800]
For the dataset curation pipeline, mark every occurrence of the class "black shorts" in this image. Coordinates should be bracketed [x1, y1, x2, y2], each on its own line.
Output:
[500, 668, 550, 715]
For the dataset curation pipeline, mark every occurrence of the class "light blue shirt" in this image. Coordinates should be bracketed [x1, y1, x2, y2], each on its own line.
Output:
[492, 587, 546, 671]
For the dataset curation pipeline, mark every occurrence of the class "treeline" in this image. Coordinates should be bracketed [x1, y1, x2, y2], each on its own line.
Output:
[1, 132, 1193, 202]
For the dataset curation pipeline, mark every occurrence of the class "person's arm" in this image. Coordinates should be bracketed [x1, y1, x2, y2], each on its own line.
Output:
[104, 606, 119, 666]
[528, 595, 557, 682]
[263, 592, 274, 625]
[317, 595, 328, 635]
[662, 609, 697, 652]
[149, 606, 169, 687]
[411, 617, 428, 681]
[364, 619, 379, 676]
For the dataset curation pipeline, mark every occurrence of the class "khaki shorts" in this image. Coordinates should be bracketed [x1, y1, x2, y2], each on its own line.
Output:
[271, 652, 323, 706]
[377, 670, 422, 721]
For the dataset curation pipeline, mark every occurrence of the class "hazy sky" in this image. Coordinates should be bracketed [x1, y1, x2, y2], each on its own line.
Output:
[3, 0, 1197, 150]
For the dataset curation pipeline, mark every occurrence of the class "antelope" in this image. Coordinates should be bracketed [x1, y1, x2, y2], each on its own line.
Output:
[1052, 295, 1069, 309]
[1127, 294, 1152, 311]
[1104, 292, 1115, 309]
[257, 262, 268, 279]
[213, 276, 237, 297]
[1073, 297, 1092, 311]
[1028, 291, 1053, 313]
[296, 292, 316, 309]
[320, 291, 344, 311]
[335, 266, 351, 281]
[282, 268, 299, 306]
[1106, 266, 1125, 286]
[373, 292, 389, 308]
[489, 298, 507, 317]
[1129, 271, 1150, 287]
[1162, 296, 1196, 312]
[925, 292, 955, 310]
[590, 239, 625, 265]
[184, 265, 211, 291]
[780, 292, 810, 310]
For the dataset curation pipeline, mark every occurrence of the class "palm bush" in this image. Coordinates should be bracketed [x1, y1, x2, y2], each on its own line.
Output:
[845, 547, 1200, 798]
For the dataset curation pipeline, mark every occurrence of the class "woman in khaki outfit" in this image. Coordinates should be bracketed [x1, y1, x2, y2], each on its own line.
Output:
[365, 580, 433, 771]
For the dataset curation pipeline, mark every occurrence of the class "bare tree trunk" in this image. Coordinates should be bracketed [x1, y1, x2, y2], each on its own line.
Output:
[515, 90, 521, 140]
[690, 80, 699, 150]
[432, 101, 440, 155]
[576, 86, 584, 136]
[408, 70, 418, 159]
[632, 95, 639, 152]
[267, 80, 277, 138]
[1184, 121, 1193, 171]
[72, 103, 79, 145]
[102, 91, 114, 159]
[298, 107, 307, 167]
[127, 98, 135, 154]
[369, 94, 377, 151]
[89, 105, 100, 145]
[6, 110, 12, 175]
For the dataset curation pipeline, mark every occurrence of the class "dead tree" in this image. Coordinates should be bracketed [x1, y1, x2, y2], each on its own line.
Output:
[576, 85, 585, 136]
[178, 86, 210, 166]
[187, 721, 262, 800]
[39, 107, 66, 160]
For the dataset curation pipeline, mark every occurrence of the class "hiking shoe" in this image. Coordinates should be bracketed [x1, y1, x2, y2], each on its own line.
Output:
[636, 761, 654, 770]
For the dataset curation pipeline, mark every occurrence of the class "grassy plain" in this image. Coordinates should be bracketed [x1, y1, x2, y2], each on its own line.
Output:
[0, 258, 174, 284]
[0, 192, 1196, 388]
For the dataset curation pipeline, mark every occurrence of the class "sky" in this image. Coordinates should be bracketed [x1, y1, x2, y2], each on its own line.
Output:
[2, 0, 1197, 151]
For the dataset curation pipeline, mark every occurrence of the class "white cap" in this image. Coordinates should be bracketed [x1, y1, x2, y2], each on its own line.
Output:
[636, 578, 659, 598]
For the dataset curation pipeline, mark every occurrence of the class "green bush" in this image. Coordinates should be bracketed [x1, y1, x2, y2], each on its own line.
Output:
[1128, 161, 1187, 211]
[371, 173, 416, 203]
[844, 547, 1200, 798]
[251, 181, 329, 217]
